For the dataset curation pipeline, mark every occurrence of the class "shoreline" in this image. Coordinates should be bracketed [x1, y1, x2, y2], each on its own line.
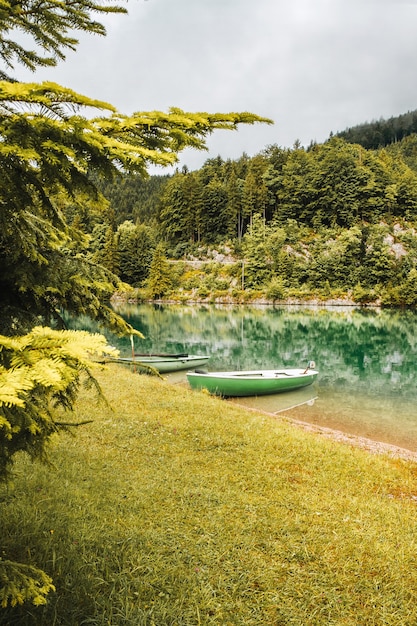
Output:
[230, 399, 417, 463]
[112, 293, 370, 308]
[284, 415, 417, 462]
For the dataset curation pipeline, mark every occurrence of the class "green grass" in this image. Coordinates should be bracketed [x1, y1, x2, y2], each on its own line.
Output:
[2, 364, 417, 624]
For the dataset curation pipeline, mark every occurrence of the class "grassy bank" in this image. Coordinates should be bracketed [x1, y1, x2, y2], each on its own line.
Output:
[1, 365, 417, 625]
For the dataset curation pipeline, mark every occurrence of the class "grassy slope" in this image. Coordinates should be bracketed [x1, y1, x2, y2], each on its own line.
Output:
[2, 364, 417, 625]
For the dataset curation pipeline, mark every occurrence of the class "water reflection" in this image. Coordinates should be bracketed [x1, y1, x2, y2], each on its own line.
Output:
[228, 387, 318, 415]
[71, 304, 417, 452]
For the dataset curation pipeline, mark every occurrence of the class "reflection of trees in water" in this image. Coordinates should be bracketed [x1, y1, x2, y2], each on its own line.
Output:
[71, 304, 417, 398]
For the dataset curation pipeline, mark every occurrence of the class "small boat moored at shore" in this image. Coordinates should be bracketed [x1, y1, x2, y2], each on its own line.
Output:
[111, 353, 210, 373]
[187, 362, 318, 397]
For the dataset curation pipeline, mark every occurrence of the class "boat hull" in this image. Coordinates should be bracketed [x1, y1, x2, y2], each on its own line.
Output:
[112, 355, 210, 373]
[187, 368, 318, 397]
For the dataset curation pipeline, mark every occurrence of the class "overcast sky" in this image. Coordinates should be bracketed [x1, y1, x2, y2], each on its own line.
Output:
[15, 0, 417, 173]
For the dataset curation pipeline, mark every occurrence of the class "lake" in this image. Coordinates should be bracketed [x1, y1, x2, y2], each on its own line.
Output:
[76, 303, 417, 454]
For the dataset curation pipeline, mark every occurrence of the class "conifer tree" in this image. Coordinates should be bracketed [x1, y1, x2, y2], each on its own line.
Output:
[146, 243, 172, 299]
[100, 225, 120, 275]
[227, 165, 245, 240]
[117, 220, 155, 286]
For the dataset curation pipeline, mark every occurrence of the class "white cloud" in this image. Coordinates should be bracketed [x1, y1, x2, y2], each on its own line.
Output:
[10, 0, 417, 171]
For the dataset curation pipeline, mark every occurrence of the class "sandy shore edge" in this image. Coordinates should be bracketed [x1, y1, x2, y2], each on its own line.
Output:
[283, 415, 417, 463]
[230, 398, 417, 463]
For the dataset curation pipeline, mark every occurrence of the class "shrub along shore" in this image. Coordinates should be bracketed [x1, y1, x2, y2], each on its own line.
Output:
[2, 364, 417, 625]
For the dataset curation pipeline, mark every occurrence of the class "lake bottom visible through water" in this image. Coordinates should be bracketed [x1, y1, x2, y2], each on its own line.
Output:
[231, 388, 417, 454]
[293, 389, 417, 454]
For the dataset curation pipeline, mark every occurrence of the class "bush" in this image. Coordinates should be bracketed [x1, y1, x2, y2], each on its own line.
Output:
[197, 285, 210, 299]
[265, 277, 286, 302]
[352, 283, 378, 304]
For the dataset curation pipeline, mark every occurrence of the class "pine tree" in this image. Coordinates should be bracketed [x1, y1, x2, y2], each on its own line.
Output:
[146, 244, 172, 299]
[117, 220, 155, 286]
[100, 225, 120, 275]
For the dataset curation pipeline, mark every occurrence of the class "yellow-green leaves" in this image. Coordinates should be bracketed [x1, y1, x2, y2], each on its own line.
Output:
[0, 1, 127, 72]
[0, 327, 118, 470]
[0, 81, 116, 112]
[0, 560, 55, 608]
[0, 366, 34, 409]
[0, 326, 119, 608]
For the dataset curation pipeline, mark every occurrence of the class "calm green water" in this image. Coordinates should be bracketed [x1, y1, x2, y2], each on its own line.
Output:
[75, 303, 417, 453]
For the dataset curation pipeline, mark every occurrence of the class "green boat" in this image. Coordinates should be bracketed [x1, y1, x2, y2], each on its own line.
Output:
[187, 363, 318, 397]
[110, 353, 210, 373]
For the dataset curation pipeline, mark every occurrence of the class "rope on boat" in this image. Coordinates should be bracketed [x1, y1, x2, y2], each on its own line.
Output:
[303, 360, 316, 374]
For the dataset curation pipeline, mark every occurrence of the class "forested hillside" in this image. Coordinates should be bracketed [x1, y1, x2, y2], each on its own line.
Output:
[335, 109, 417, 150]
[85, 133, 417, 306]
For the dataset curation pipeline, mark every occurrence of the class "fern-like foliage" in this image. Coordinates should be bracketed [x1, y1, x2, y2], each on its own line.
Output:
[0, 560, 55, 608]
[0, 326, 117, 608]
[0, 326, 117, 481]
[0, 1, 127, 75]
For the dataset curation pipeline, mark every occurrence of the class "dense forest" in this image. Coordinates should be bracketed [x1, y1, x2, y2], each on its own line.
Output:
[335, 109, 417, 150]
[75, 114, 417, 307]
